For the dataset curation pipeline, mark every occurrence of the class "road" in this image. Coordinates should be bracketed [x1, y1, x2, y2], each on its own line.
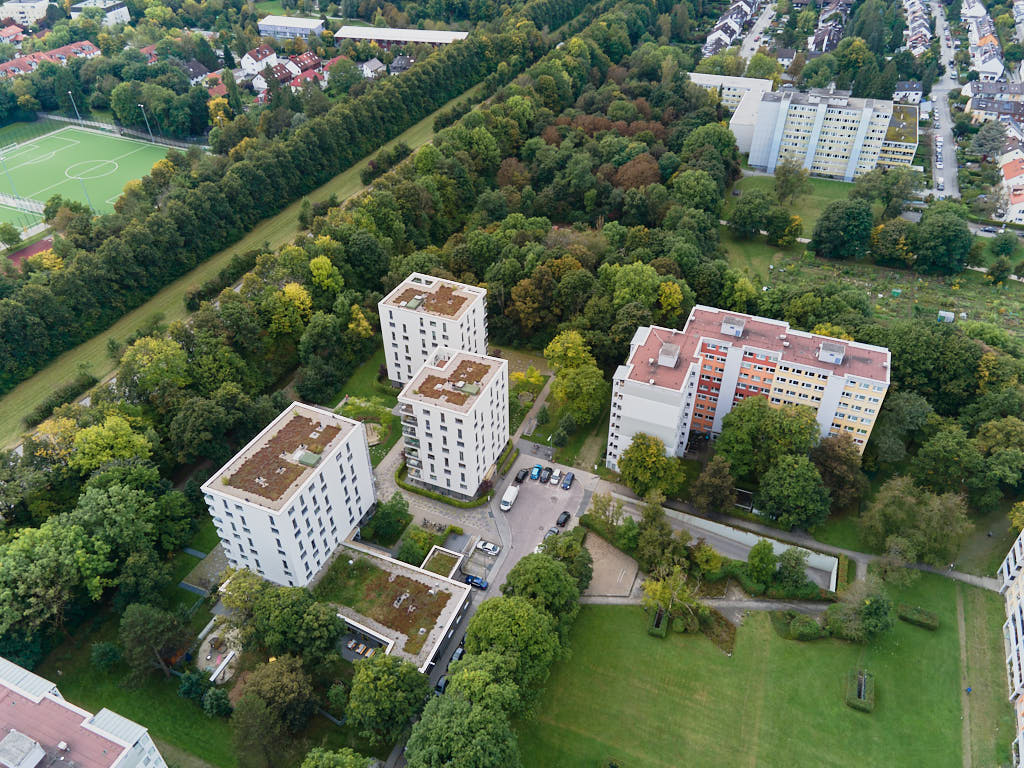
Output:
[739, 1, 775, 60]
[930, 0, 961, 198]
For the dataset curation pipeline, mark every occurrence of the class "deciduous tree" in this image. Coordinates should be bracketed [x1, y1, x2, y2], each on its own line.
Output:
[347, 653, 430, 745]
[690, 455, 736, 515]
[756, 455, 831, 530]
[405, 695, 521, 768]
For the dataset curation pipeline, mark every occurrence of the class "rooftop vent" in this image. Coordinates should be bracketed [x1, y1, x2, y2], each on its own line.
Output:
[817, 340, 846, 365]
[721, 316, 745, 338]
[658, 342, 680, 368]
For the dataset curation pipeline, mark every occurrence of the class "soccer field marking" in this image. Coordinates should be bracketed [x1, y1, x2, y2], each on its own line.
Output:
[65, 159, 119, 180]
[3, 136, 80, 171]
[28, 143, 155, 202]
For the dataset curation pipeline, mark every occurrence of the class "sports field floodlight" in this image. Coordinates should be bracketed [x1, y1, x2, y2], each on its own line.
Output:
[138, 103, 154, 142]
[67, 90, 81, 122]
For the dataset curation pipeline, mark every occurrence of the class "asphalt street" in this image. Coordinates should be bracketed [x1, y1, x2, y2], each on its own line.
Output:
[930, 0, 961, 198]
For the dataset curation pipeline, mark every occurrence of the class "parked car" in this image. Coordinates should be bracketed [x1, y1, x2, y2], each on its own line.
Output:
[539, 466, 553, 483]
[561, 471, 575, 490]
[981, 226, 998, 233]
[938, 181, 944, 192]
[476, 540, 500, 556]
[515, 467, 529, 484]
[434, 675, 448, 695]
[556, 510, 571, 527]
[464, 575, 489, 590]
[530, 464, 542, 480]
[449, 647, 465, 665]
[545, 527, 560, 538]
[549, 468, 562, 486]
[500, 485, 519, 512]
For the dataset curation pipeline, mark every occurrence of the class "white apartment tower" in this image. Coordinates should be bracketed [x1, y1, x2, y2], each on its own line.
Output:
[202, 402, 375, 587]
[605, 306, 891, 472]
[999, 530, 1024, 765]
[379, 273, 488, 385]
[398, 349, 508, 500]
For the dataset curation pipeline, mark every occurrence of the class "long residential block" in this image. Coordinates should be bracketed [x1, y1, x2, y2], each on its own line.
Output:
[605, 306, 891, 471]
[999, 529, 1024, 764]
[379, 273, 487, 385]
[202, 402, 375, 587]
[0, 656, 168, 768]
[398, 349, 508, 500]
[748, 87, 918, 180]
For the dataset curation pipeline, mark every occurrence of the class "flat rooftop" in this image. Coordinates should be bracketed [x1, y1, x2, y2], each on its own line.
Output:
[205, 403, 357, 511]
[399, 350, 503, 413]
[625, 307, 890, 390]
[886, 104, 918, 144]
[380, 272, 484, 321]
[258, 14, 323, 27]
[333, 25, 468, 44]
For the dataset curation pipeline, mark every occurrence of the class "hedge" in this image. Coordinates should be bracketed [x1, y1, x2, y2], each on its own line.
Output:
[704, 559, 766, 596]
[23, 371, 98, 427]
[497, 443, 519, 475]
[647, 608, 668, 638]
[183, 250, 260, 311]
[897, 603, 940, 631]
[789, 613, 827, 641]
[845, 669, 875, 713]
[395, 463, 494, 508]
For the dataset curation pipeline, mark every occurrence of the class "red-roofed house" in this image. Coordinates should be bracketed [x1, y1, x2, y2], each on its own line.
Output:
[0, 656, 169, 768]
[289, 68, 324, 91]
[605, 306, 891, 470]
[289, 51, 320, 72]
[240, 43, 277, 75]
[205, 72, 228, 98]
[138, 42, 158, 63]
[1001, 148, 1024, 223]
[252, 60, 298, 91]
[0, 39, 98, 79]
[0, 24, 23, 44]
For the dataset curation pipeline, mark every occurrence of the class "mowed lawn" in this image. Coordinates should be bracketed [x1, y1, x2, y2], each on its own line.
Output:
[0, 83, 485, 448]
[517, 575, 1011, 768]
[726, 174, 853, 235]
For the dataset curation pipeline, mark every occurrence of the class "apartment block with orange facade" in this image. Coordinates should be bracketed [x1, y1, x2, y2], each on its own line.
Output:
[605, 306, 891, 472]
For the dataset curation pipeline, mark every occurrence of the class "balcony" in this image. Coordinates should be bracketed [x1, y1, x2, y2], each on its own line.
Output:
[406, 447, 420, 458]
[407, 457, 422, 468]
[404, 436, 421, 448]
[400, 404, 414, 416]
[401, 416, 418, 428]
[408, 467, 422, 479]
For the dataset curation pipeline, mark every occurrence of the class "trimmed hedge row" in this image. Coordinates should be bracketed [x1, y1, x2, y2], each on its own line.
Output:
[845, 669, 875, 713]
[647, 608, 668, 638]
[705, 559, 766, 596]
[395, 462, 494, 508]
[898, 603, 940, 631]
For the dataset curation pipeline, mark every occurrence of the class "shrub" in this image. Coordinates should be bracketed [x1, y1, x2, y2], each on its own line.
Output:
[557, 413, 577, 433]
[897, 603, 940, 630]
[24, 371, 98, 427]
[825, 603, 863, 642]
[789, 614, 827, 641]
[203, 687, 233, 718]
[536, 405, 550, 425]
[178, 669, 211, 702]
[845, 669, 875, 712]
[647, 608, 668, 638]
[327, 682, 348, 719]
[183, 250, 260, 311]
[89, 641, 121, 671]
[551, 428, 568, 446]
[672, 613, 699, 633]
[704, 559, 765, 596]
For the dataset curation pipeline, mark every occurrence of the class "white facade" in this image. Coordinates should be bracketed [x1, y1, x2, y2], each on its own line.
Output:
[333, 25, 468, 47]
[202, 402, 375, 588]
[999, 529, 1024, 765]
[257, 14, 324, 40]
[241, 44, 277, 75]
[606, 309, 891, 471]
[69, 0, 129, 26]
[379, 272, 488, 385]
[0, 0, 50, 25]
[398, 349, 508, 499]
[687, 72, 773, 111]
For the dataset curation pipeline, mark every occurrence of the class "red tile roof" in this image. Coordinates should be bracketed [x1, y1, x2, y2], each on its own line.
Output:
[290, 70, 322, 87]
[246, 44, 275, 62]
[289, 51, 320, 71]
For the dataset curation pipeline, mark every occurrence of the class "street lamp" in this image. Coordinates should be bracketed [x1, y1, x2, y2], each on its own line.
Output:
[67, 90, 81, 122]
[138, 103, 153, 141]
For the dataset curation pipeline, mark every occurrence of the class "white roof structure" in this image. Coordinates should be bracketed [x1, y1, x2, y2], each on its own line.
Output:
[258, 14, 323, 29]
[333, 25, 468, 45]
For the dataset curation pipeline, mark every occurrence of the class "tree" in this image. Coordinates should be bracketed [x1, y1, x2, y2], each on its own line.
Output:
[746, 539, 777, 585]
[870, 391, 933, 464]
[870, 218, 915, 267]
[242, 655, 317, 733]
[990, 231, 1018, 259]
[543, 330, 597, 372]
[971, 119, 1007, 159]
[860, 476, 972, 566]
[756, 455, 830, 530]
[347, 653, 430, 745]
[0, 222, 21, 249]
[810, 199, 874, 260]
[775, 548, 811, 591]
[690, 455, 736, 515]
[913, 207, 972, 275]
[745, 51, 781, 80]
[641, 564, 699, 623]
[716, 397, 820, 477]
[810, 433, 867, 511]
[300, 748, 371, 768]
[179, 669, 211, 702]
[618, 433, 681, 497]
[1012, 500, 1024, 532]
[538, 526, 593, 591]
[361, 492, 410, 546]
[327, 58, 362, 96]
[773, 157, 812, 204]
[118, 336, 190, 410]
[203, 687, 233, 718]
[500, 554, 580, 640]
[549, 362, 608, 426]
[90, 641, 121, 671]
[70, 415, 152, 474]
[405, 695, 521, 768]
[729, 189, 774, 239]
[989, 256, 1014, 284]
[232, 693, 287, 768]
[825, 576, 894, 642]
[446, 651, 521, 713]
[118, 603, 188, 682]
[464, 597, 560, 697]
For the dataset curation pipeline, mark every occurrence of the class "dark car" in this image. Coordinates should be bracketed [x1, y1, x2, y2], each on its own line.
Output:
[538, 466, 553, 483]
[556, 510, 571, 527]
[464, 575, 489, 590]
[981, 226, 998, 233]
[561, 472, 574, 490]
[434, 675, 448, 695]
[515, 467, 529, 484]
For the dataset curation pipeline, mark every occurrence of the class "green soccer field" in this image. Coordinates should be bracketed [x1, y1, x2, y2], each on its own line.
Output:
[0, 126, 170, 213]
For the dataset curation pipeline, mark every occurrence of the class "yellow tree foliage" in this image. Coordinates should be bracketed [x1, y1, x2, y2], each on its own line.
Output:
[1011, 501, 1024, 532]
[810, 322, 853, 341]
[208, 96, 232, 125]
[27, 249, 63, 271]
[34, 416, 79, 464]
[309, 255, 343, 294]
[347, 305, 374, 338]
[282, 282, 312, 320]
[543, 330, 596, 372]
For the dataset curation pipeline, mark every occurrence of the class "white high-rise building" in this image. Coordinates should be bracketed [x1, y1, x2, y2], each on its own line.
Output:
[605, 307, 891, 472]
[398, 349, 508, 500]
[379, 273, 487, 385]
[999, 530, 1024, 764]
[202, 402, 375, 587]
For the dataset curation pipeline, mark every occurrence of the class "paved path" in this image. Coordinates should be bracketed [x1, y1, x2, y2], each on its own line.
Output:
[929, 0, 960, 198]
[739, 2, 775, 59]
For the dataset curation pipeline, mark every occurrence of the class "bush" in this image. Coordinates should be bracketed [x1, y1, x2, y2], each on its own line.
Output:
[672, 613, 699, 633]
[498, 446, 519, 474]
[360, 492, 412, 547]
[825, 603, 863, 642]
[327, 682, 348, 719]
[183, 250, 260, 311]
[845, 669, 875, 712]
[178, 669, 211, 702]
[24, 371, 98, 427]
[203, 686, 233, 718]
[647, 608, 668, 638]
[359, 142, 413, 185]
[89, 641, 121, 671]
[551, 428, 568, 446]
[557, 413, 577, 434]
[704, 559, 765, 596]
[395, 464, 493, 508]
[789, 614, 827, 641]
[536, 406, 550, 426]
[897, 603, 940, 630]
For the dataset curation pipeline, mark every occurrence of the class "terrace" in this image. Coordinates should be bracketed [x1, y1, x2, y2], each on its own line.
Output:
[399, 350, 501, 413]
[380, 272, 483, 320]
[886, 105, 918, 145]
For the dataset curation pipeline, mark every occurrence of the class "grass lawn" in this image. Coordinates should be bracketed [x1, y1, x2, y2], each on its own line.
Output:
[811, 509, 876, 554]
[726, 174, 853, 235]
[189, 517, 221, 555]
[38, 611, 237, 768]
[517, 574, 1010, 768]
[422, 549, 458, 576]
[0, 83, 485, 449]
[720, 228, 798, 282]
[328, 346, 397, 410]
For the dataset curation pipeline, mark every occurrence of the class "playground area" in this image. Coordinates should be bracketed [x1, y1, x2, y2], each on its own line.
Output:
[0, 125, 170, 219]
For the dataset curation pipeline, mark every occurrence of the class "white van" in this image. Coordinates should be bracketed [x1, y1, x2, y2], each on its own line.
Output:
[500, 485, 519, 512]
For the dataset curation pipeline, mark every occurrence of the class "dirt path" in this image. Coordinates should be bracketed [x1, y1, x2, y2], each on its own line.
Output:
[956, 584, 972, 768]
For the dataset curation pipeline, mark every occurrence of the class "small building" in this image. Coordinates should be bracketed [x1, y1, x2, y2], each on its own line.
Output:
[333, 24, 468, 49]
[937, 310, 955, 322]
[773, 47, 796, 68]
[390, 54, 414, 73]
[69, 0, 130, 26]
[289, 50, 321, 72]
[257, 14, 324, 41]
[241, 44, 277, 76]
[0, 24, 23, 45]
[139, 42, 158, 63]
[253, 60, 299, 91]
[360, 57, 385, 78]
[290, 68, 324, 92]
[893, 80, 923, 103]
[182, 58, 209, 85]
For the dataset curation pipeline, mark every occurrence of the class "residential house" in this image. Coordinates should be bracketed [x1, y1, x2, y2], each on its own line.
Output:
[0, 39, 99, 80]
[999, 148, 1024, 223]
[69, 0, 130, 26]
[289, 50, 321, 72]
[809, 21, 843, 52]
[360, 57, 385, 78]
[390, 54, 414, 73]
[289, 69, 324, 92]
[0, 0, 51, 26]
[252, 60, 299, 91]
[772, 47, 796, 68]
[138, 42, 158, 63]
[182, 58, 209, 85]
[241, 43, 277, 75]
[0, 24, 23, 45]
[893, 80, 923, 103]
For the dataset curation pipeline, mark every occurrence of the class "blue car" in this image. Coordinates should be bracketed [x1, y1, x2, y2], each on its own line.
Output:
[464, 575, 489, 590]
[530, 464, 542, 480]
[561, 472, 574, 490]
